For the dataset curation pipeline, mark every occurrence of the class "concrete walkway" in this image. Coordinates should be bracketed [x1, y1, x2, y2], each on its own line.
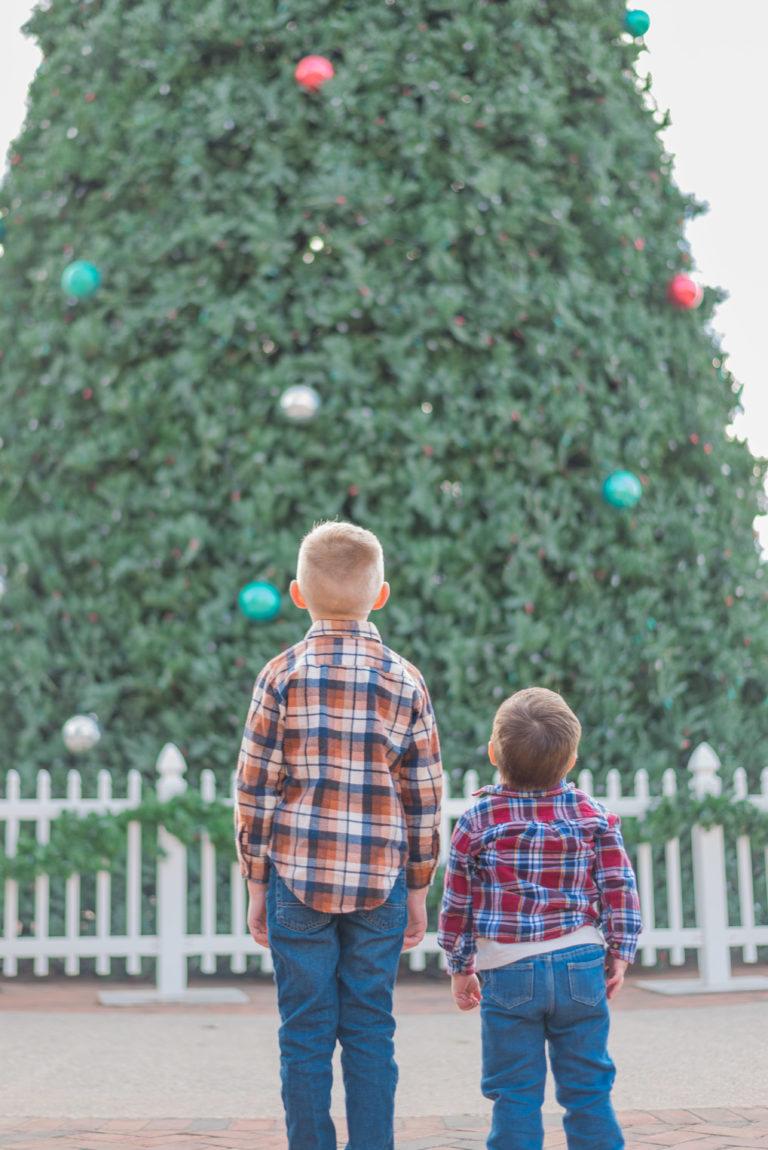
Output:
[2, 968, 768, 1148]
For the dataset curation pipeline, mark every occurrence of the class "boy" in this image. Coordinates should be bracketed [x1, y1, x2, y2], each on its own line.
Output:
[235, 521, 443, 1150]
[438, 687, 641, 1150]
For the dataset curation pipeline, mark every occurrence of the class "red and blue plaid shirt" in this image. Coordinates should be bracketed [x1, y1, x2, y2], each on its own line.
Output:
[438, 781, 641, 974]
[235, 619, 443, 913]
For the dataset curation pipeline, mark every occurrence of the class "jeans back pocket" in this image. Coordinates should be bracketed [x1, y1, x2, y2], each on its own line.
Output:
[357, 871, 407, 933]
[275, 879, 331, 934]
[567, 953, 606, 1007]
[482, 962, 535, 1009]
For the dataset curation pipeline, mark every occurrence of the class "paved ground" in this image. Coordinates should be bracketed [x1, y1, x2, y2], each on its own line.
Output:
[2, 1111, 768, 1150]
[2, 967, 768, 1148]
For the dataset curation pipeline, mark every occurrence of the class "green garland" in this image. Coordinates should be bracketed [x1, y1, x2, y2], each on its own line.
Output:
[621, 792, 768, 850]
[0, 792, 236, 885]
[1, 790, 767, 886]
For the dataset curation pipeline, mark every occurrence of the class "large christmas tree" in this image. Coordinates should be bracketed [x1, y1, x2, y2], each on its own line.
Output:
[1, 0, 766, 790]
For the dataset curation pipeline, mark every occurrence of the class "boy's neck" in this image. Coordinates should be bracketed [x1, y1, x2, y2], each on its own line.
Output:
[307, 612, 372, 624]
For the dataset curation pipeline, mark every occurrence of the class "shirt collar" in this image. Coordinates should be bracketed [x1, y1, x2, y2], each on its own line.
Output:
[473, 779, 572, 799]
[305, 618, 382, 643]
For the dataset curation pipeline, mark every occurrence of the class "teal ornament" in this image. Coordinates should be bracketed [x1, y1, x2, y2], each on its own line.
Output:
[61, 260, 101, 298]
[624, 9, 650, 36]
[602, 470, 643, 508]
[238, 581, 281, 621]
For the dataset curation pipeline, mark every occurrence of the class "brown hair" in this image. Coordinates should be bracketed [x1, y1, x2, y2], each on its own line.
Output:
[296, 521, 384, 617]
[491, 687, 581, 791]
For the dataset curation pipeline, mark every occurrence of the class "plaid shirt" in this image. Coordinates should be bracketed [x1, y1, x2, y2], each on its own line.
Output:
[235, 619, 443, 913]
[438, 781, 642, 974]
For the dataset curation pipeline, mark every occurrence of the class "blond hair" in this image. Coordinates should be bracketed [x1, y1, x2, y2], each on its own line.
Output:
[491, 687, 581, 791]
[296, 521, 384, 618]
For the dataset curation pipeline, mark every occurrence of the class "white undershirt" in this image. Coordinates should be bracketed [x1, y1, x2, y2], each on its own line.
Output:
[475, 924, 605, 971]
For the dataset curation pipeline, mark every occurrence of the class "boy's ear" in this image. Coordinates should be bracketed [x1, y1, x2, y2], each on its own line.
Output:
[488, 740, 497, 766]
[371, 581, 390, 611]
[289, 580, 307, 610]
[566, 753, 578, 774]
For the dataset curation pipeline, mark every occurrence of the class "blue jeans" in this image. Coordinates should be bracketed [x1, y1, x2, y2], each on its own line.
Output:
[266, 868, 407, 1150]
[480, 945, 624, 1150]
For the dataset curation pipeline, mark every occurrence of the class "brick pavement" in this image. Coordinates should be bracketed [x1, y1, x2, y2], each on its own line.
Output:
[2, 1110, 768, 1149]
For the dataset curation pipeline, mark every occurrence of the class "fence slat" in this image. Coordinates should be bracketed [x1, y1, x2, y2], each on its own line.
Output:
[636, 842, 656, 966]
[2, 770, 21, 977]
[230, 861, 248, 975]
[156, 744, 188, 996]
[125, 770, 143, 976]
[200, 770, 217, 975]
[63, 771, 82, 976]
[664, 838, 685, 966]
[33, 771, 51, 977]
[95, 770, 113, 976]
[737, 836, 757, 963]
[659, 770, 684, 966]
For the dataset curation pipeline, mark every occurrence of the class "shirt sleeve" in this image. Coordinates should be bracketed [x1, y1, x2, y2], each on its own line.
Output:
[234, 668, 285, 883]
[397, 677, 443, 890]
[437, 815, 477, 975]
[593, 811, 643, 963]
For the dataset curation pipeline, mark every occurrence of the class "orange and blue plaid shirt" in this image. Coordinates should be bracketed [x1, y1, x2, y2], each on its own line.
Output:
[235, 619, 443, 913]
[438, 781, 642, 973]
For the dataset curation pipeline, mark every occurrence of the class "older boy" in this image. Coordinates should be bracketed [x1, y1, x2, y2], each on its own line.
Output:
[439, 687, 641, 1150]
[235, 521, 442, 1150]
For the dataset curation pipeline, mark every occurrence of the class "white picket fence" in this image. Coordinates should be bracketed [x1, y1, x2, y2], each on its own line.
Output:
[2, 741, 768, 997]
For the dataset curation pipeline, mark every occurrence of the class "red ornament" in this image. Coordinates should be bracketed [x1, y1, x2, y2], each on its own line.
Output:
[666, 273, 703, 310]
[294, 56, 335, 91]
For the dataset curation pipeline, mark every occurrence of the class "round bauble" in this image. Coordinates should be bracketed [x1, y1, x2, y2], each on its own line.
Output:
[279, 384, 321, 422]
[602, 471, 643, 508]
[238, 581, 281, 622]
[295, 56, 335, 91]
[624, 9, 650, 36]
[666, 273, 703, 310]
[62, 713, 102, 753]
[61, 260, 101, 299]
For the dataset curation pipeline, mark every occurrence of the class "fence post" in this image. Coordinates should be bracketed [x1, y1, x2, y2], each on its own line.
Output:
[156, 743, 188, 997]
[688, 742, 731, 987]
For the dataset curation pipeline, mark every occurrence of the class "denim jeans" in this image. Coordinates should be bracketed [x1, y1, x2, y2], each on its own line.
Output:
[480, 944, 624, 1150]
[266, 867, 407, 1150]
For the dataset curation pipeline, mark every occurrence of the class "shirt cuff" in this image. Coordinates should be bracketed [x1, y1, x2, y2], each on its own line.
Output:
[609, 940, 638, 963]
[447, 956, 476, 976]
[406, 858, 438, 889]
[238, 854, 270, 883]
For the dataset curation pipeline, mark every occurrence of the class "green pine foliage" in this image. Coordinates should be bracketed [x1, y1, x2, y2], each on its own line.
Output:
[1, 0, 766, 792]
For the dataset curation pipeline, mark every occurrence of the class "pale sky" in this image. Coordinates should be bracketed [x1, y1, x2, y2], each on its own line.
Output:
[1, 0, 766, 549]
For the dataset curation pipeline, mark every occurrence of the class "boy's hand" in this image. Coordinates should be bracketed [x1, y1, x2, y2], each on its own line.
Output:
[402, 887, 428, 950]
[605, 953, 628, 1000]
[246, 881, 269, 948]
[451, 972, 482, 1011]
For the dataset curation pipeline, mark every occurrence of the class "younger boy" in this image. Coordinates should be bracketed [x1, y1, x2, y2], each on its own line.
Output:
[235, 521, 443, 1150]
[438, 687, 641, 1150]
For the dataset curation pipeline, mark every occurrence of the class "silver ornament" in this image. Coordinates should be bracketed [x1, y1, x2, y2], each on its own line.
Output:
[62, 713, 102, 753]
[279, 384, 321, 422]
